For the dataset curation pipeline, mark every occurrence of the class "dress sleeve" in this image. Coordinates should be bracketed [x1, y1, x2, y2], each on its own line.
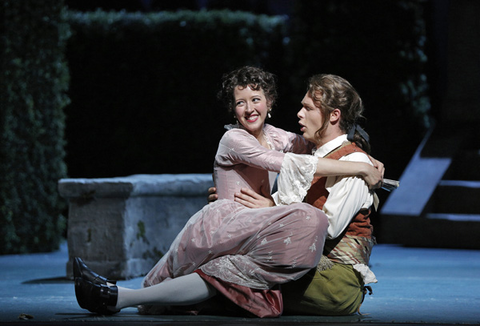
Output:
[283, 131, 314, 154]
[272, 153, 318, 205]
[215, 129, 286, 173]
[265, 124, 314, 154]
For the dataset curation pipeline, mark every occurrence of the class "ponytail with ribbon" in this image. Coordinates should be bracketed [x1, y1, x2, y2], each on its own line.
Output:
[347, 124, 371, 153]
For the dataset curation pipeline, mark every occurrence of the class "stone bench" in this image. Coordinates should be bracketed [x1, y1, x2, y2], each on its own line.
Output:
[59, 174, 214, 280]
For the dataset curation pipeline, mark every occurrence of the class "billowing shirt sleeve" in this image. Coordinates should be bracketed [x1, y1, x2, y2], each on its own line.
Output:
[272, 153, 318, 205]
[215, 129, 286, 172]
[323, 152, 374, 239]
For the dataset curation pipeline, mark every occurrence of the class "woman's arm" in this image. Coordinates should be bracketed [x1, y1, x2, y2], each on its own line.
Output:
[273, 153, 382, 206]
[234, 161, 379, 209]
[218, 129, 383, 188]
[235, 157, 381, 209]
[314, 157, 383, 189]
[216, 129, 285, 173]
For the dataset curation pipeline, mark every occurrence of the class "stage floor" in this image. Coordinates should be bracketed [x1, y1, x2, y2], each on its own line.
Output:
[1, 242, 479, 325]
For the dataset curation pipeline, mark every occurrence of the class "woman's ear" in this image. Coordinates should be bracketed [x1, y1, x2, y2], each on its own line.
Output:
[266, 98, 273, 108]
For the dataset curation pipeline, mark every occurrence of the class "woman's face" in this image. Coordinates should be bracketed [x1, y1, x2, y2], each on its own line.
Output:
[233, 85, 269, 139]
[297, 92, 325, 145]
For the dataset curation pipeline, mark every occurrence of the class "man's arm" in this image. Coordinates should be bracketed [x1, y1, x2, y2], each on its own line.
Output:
[207, 187, 218, 203]
[208, 186, 274, 208]
[234, 188, 275, 208]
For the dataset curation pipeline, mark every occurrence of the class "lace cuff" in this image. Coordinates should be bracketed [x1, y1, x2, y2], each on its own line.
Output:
[273, 153, 318, 205]
[353, 264, 378, 284]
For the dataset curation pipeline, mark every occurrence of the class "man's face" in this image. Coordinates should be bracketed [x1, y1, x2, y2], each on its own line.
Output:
[297, 92, 325, 144]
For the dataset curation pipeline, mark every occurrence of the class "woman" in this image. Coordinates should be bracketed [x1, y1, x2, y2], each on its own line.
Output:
[74, 67, 382, 317]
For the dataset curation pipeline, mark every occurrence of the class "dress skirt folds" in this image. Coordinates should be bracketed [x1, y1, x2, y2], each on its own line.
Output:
[142, 199, 328, 317]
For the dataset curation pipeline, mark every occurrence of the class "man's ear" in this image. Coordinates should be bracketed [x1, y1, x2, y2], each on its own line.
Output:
[330, 108, 341, 123]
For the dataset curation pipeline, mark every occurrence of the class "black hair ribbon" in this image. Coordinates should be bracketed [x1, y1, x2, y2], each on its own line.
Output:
[347, 124, 370, 143]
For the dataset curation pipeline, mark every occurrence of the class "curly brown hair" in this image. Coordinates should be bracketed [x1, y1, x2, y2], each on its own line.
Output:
[307, 74, 371, 153]
[217, 66, 277, 113]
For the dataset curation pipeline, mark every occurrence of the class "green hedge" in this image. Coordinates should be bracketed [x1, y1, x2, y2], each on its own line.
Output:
[65, 10, 287, 178]
[0, 1, 70, 254]
[0, 2, 429, 253]
[65, 4, 429, 181]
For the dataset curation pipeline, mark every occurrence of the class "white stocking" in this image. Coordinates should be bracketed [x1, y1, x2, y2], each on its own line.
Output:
[115, 273, 216, 310]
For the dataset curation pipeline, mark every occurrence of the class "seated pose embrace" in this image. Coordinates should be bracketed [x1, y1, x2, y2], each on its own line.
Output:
[233, 73, 380, 315]
[74, 67, 382, 317]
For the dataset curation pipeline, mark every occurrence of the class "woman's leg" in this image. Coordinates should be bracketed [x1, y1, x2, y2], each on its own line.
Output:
[142, 200, 249, 287]
[116, 273, 216, 310]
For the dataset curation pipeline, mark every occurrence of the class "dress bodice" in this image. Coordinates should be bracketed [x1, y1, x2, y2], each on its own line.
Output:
[213, 124, 311, 200]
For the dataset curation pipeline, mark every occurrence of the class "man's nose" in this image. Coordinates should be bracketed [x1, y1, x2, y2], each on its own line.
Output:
[297, 108, 304, 118]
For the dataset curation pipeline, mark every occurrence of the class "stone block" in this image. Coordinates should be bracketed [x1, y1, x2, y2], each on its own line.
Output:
[59, 174, 213, 280]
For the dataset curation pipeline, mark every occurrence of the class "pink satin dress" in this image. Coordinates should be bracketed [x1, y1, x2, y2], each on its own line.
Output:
[142, 124, 329, 317]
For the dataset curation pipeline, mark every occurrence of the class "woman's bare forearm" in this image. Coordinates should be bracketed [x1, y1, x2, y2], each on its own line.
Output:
[314, 158, 368, 176]
[315, 158, 381, 187]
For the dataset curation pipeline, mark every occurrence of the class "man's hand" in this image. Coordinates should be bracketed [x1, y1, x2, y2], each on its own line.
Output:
[207, 187, 218, 203]
[234, 188, 275, 208]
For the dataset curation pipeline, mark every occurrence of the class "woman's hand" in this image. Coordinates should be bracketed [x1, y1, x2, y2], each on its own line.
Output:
[234, 188, 275, 208]
[369, 156, 385, 178]
[362, 163, 384, 190]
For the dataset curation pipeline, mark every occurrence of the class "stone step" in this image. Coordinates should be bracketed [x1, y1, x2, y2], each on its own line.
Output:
[446, 149, 480, 180]
[379, 124, 480, 249]
[380, 213, 480, 249]
[426, 213, 480, 222]
[432, 180, 480, 214]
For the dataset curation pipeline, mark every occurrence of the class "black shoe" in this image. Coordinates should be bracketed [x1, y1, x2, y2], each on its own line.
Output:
[73, 257, 116, 285]
[75, 277, 120, 315]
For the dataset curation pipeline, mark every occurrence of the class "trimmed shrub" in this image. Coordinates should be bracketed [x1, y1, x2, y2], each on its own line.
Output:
[65, 10, 287, 178]
[0, 0, 70, 254]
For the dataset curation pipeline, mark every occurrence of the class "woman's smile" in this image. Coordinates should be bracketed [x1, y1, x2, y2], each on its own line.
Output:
[246, 113, 259, 123]
[233, 85, 269, 140]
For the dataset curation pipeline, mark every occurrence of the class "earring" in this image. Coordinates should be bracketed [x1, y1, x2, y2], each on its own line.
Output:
[268, 109, 272, 119]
